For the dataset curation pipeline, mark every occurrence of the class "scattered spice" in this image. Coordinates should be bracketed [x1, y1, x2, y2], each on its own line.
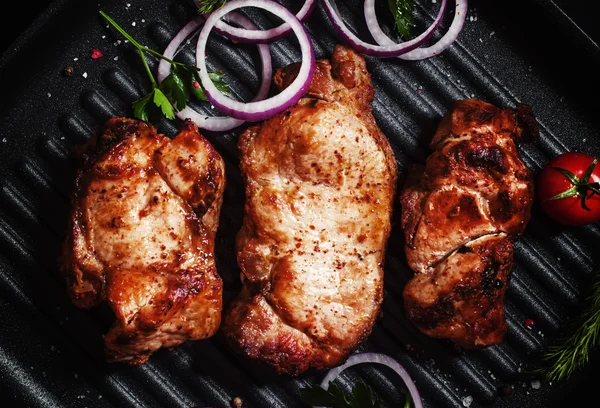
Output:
[524, 318, 534, 328]
[91, 48, 104, 59]
[231, 396, 243, 407]
[500, 384, 513, 396]
[63, 65, 73, 76]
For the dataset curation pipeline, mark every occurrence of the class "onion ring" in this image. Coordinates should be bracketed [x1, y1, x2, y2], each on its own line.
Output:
[157, 13, 273, 131]
[212, 0, 317, 43]
[158, 15, 205, 83]
[365, 0, 468, 60]
[196, 0, 315, 122]
[316, 352, 424, 408]
[321, 0, 445, 58]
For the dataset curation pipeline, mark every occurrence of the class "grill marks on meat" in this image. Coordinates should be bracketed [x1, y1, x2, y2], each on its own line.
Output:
[59, 117, 225, 364]
[400, 99, 536, 348]
[222, 45, 398, 376]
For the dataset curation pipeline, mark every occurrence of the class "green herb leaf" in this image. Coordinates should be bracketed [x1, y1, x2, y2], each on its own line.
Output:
[387, 0, 415, 39]
[194, 0, 226, 15]
[99, 10, 229, 124]
[160, 70, 188, 111]
[208, 71, 231, 96]
[300, 381, 397, 408]
[153, 88, 176, 120]
[540, 267, 600, 382]
[132, 93, 154, 122]
[350, 381, 377, 408]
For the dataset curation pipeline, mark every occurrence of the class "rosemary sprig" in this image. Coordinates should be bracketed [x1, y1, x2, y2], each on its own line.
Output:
[541, 268, 600, 382]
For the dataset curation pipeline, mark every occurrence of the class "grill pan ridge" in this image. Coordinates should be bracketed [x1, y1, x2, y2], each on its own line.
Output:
[1, 0, 599, 407]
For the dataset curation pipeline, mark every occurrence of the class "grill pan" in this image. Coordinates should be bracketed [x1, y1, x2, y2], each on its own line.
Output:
[1, 0, 599, 407]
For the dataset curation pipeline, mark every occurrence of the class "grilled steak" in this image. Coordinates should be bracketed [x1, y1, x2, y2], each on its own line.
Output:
[59, 117, 225, 364]
[222, 45, 398, 375]
[400, 99, 537, 348]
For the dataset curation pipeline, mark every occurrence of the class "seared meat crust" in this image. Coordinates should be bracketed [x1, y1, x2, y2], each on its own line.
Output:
[222, 45, 398, 375]
[59, 117, 224, 364]
[401, 99, 536, 348]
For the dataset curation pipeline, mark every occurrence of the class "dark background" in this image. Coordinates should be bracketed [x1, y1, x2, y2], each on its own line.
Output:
[0, 0, 52, 52]
[1, 0, 599, 406]
[2, 1, 599, 57]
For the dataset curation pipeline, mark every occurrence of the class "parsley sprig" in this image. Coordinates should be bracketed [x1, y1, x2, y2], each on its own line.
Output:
[539, 268, 600, 382]
[300, 381, 412, 408]
[99, 10, 229, 123]
[387, 0, 415, 39]
[193, 0, 226, 14]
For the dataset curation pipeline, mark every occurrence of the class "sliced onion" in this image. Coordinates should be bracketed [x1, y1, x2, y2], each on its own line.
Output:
[212, 0, 317, 43]
[158, 15, 205, 83]
[196, 0, 315, 122]
[365, 0, 468, 61]
[317, 352, 424, 408]
[157, 13, 273, 131]
[321, 0, 444, 58]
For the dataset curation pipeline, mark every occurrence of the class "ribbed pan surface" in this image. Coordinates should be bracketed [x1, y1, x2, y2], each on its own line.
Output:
[1, 0, 599, 407]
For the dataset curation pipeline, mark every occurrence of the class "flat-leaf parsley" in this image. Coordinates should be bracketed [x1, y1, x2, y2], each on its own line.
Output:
[300, 381, 412, 408]
[99, 10, 229, 123]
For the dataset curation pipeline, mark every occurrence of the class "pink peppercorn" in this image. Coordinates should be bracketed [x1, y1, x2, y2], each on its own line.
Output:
[91, 48, 103, 59]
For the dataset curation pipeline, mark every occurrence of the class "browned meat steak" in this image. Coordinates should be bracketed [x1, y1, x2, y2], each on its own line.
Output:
[400, 99, 537, 348]
[59, 117, 225, 364]
[221, 45, 398, 375]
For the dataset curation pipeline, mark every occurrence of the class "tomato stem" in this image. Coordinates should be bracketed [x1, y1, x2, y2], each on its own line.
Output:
[545, 158, 599, 212]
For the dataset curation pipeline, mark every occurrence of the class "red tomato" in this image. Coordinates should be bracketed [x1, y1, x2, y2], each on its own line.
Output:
[537, 152, 600, 226]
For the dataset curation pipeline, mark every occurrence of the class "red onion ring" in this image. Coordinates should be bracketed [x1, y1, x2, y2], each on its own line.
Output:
[321, 0, 445, 58]
[158, 15, 204, 83]
[157, 13, 273, 131]
[365, 0, 468, 60]
[316, 352, 424, 408]
[212, 0, 317, 43]
[196, 0, 315, 122]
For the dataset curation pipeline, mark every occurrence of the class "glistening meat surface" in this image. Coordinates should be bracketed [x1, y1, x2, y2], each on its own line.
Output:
[222, 45, 398, 375]
[401, 99, 537, 348]
[59, 117, 225, 364]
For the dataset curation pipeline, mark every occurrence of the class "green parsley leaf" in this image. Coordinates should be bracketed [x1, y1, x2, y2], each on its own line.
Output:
[160, 71, 187, 111]
[132, 93, 154, 123]
[194, 0, 226, 15]
[300, 381, 388, 408]
[351, 381, 381, 408]
[387, 0, 415, 39]
[153, 88, 176, 120]
[99, 10, 229, 124]
[209, 71, 231, 96]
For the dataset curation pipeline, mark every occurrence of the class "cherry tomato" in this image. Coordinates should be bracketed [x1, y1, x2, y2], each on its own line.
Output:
[537, 152, 600, 226]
